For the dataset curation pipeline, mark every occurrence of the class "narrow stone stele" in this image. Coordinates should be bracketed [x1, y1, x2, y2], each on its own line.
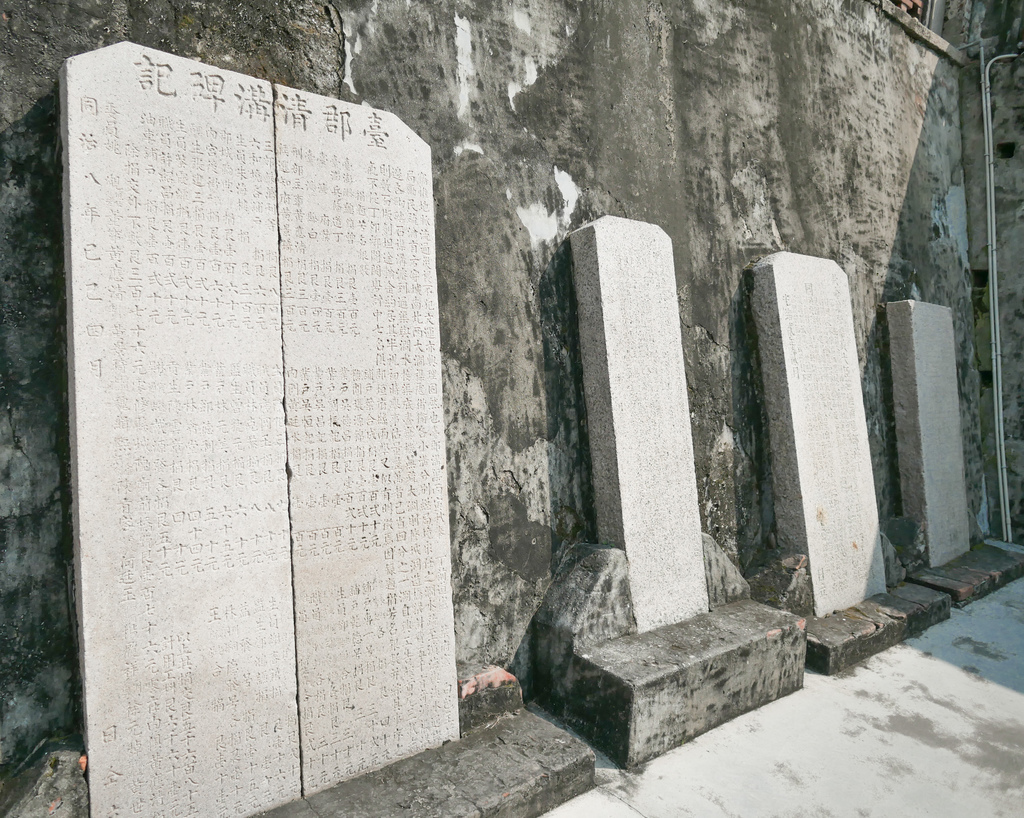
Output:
[274, 84, 459, 794]
[887, 300, 970, 567]
[568, 216, 709, 631]
[62, 43, 300, 817]
[752, 252, 886, 616]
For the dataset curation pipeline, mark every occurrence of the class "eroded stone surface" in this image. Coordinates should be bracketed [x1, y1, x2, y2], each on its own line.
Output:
[568, 217, 708, 631]
[751, 252, 886, 616]
[62, 43, 299, 816]
[274, 85, 459, 793]
[703, 532, 751, 608]
[887, 300, 970, 568]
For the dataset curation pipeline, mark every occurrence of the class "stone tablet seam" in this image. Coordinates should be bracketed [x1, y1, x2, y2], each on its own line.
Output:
[569, 216, 710, 632]
[62, 42, 458, 816]
[887, 300, 970, 567]
[752, 252, 886, 617]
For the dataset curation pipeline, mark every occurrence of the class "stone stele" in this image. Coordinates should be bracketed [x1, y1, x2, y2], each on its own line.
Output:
[751, 252, 886, 617]
[568, 216, 710, 632]
[61, 43, 299, 816]
[274, 85, 459, 793]
[887, 300, 970, 567]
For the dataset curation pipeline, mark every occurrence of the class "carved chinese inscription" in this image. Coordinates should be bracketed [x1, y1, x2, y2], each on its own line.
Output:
[568, 217, 710, 631]
[61, 43, 299, 817]
[274, 85, 459, 793]
[752, 253, 886, 616]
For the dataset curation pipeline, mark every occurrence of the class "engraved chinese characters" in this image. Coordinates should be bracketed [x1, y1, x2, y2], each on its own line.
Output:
[274, 85, 459, 794]
[887, 300, 970, 567]
[752, 253, 886, 616]
[61, 44, 299, 817]
[568, 217, 710, 631]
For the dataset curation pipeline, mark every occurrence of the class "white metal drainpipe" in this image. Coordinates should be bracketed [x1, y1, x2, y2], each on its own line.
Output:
[980, 42, 1018, 542]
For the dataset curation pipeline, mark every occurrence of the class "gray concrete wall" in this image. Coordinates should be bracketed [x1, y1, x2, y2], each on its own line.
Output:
[0, 0, 982, 765]
[963, 55, 1024, 538]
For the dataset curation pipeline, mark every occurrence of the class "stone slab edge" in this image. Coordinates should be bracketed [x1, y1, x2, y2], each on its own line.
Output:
[907, 544, 1024, 606]
[255, 710, 594, 818]
[862, 0, 968, 66]
[805, 585, 951, 674]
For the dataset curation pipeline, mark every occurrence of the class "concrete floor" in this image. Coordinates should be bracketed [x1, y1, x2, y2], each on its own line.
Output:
[544, 575, 1024, 818]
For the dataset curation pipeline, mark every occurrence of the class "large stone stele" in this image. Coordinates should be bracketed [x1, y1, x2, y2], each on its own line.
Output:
[887, 300, 970, 567]
[61, 43, 300, 817]
[568, 216, 709, 631]
[751, 252, 886, 616]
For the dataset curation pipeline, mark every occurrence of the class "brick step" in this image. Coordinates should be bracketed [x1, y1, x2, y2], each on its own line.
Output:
[907, 544, 1024, 606]
[805, 585, 950, 675]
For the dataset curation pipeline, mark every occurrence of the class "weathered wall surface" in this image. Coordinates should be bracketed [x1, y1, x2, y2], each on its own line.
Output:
[963, 56, 1024, 538]
[1, 0, 981, 763]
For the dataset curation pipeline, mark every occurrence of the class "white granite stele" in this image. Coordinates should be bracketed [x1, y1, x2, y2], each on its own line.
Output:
[274, 84, 459, 793]
[568, 217, 710, 631]
[62, 43, 299, 817]
[752, 252, 886, 617]
[887, 300, 970, 567]
[62, 42, 459, 814]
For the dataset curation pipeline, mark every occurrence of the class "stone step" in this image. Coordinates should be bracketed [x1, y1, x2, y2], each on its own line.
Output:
[805, 585, 951, 675]
[907, 544, 1024, 606]
[540, 599, 806, 769]
[256, 710, 594, 818]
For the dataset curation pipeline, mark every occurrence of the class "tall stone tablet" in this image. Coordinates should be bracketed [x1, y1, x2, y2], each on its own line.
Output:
[752, 252, 886, 617]
[62, 44, 299, 816]
[887, 300, 970, 567]
[274, 86, 459, 792]
[568, 216, 709, 632]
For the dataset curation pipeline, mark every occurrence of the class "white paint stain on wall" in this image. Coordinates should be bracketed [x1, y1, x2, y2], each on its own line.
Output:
[508, 81, 521, 110]
[517, 166, 581, 248]
[343, 24, 360, 95]
[454, 141, 484, 156]
[516, 203, 558, 248]
[554, 165, 579, 225]
[513, 8, 531, 34]
[456, 15, 475, 120]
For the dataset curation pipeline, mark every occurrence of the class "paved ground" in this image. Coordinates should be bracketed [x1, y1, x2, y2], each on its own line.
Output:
[543, 573, 1024, 818]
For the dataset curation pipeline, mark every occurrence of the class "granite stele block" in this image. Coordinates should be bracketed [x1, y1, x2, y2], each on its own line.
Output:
[275, 84, 458, 794]
[752, 252, 886, 616]
[62, 43, 300, 817]
[568, 216, 709, 631]
[887, 300, 970, 568]
[62, 43, 459, 816]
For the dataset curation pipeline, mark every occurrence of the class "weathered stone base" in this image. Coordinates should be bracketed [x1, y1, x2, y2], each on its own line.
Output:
[536, 599, 806, 769]
[458, 665, 524, 736]
[0, 749, 88, 818]
[907, 544, 1024, 606]
[805, 585, 951, 675]
[256, 710, 594, 818]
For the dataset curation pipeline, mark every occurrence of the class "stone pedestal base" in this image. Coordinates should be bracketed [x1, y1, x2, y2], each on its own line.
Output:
[257, 710, 593, 818]
[536, 599, 806, 768]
